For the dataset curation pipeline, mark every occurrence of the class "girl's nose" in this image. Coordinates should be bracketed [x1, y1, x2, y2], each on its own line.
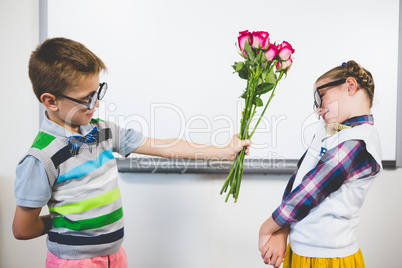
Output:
[315, 107, 323, 116]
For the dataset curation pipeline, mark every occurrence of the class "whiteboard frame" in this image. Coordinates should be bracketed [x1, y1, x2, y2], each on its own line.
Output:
[39, 0, 399, 173]
[397, 0, 402, 167]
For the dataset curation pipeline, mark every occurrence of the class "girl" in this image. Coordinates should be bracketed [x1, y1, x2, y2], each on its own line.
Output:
[258, 60, 382, 268]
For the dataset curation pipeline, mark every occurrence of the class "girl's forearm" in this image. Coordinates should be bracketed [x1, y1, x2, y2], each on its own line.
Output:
[260, 217, 282, 237]
[259, 216, 284, 255]
[274, 225, 290, 236]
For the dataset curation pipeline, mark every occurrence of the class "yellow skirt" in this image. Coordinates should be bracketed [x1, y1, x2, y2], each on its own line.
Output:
[283, 245, 365, 268]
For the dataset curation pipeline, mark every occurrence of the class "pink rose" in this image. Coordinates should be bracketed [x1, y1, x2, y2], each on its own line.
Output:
[251, 31, 269, 50]
[276, 59, 293, 72]
[238, 30, 252, 51]
[265, 44, 278, 61]
[277, 41, 295, 60]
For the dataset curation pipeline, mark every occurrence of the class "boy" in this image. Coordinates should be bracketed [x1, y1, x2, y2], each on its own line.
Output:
[13, 37, 251, 267]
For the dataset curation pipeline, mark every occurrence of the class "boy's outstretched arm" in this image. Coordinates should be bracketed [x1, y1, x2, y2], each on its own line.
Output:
[13, 206, 52, 240]
[133, 134, 251, 160]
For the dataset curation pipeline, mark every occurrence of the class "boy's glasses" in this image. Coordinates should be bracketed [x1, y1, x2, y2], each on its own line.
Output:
[313, 79, 346, 109]
[53, 82, 108, 110]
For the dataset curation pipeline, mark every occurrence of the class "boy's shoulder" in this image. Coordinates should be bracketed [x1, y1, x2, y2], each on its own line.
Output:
[30, 129, 68, 154]
[31, 131, 58, 150]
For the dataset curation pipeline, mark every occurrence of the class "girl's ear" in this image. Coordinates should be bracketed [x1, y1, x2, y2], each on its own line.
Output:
[40, 93, 59, 111]
[346, 77, 359, 95]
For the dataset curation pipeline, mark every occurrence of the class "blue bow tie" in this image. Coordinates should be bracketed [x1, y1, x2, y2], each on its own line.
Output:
[68, 127, 99, 156]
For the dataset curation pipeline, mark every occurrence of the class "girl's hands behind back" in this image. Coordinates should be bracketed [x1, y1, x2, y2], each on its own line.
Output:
[262, 227, 289, 267]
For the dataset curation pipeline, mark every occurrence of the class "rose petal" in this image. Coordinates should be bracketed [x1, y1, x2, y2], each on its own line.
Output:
[265, 44, 278, 61]
[277, 41, 295, 60]
[251, 31, 270, 49]
[278, 48, 293, 60]
[276, 59, 293, 72]
[238, 30, 252, 50]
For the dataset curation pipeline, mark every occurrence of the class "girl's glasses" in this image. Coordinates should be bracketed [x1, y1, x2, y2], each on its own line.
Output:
[53, 82, 108, 110]
[313, 79, 346, 109]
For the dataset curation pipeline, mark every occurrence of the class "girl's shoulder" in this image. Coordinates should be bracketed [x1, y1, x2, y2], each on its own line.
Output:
[338, 123, 379, 143]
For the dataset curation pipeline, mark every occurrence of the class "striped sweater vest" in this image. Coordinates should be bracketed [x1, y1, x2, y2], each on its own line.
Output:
[27, 119, 124, 259]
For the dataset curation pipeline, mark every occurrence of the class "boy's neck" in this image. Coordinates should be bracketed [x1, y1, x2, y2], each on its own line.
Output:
[45, 111, 82, 134]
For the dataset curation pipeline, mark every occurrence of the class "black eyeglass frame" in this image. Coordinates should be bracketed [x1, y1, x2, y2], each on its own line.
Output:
[52, 82, 108, 110]
[313, 79, 346, 109]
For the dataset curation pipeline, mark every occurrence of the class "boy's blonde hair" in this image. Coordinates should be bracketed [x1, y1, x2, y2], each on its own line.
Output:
[28, 37, 107, 101]
[316, 60, 375, 107]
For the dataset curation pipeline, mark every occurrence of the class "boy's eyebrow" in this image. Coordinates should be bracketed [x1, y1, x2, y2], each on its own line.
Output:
[73, 87, 98, 98]
[67, 91, 92, 99]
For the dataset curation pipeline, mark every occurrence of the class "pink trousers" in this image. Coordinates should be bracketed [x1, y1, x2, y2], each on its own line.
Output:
[46, 247, 127, 268]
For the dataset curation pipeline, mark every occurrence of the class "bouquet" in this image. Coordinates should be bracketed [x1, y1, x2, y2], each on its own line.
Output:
[220, 30, 294, 202]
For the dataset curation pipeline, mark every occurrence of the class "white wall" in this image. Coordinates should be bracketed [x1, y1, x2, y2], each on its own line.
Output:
[0, 0, 45, 267]
[1, 1, 402, 267]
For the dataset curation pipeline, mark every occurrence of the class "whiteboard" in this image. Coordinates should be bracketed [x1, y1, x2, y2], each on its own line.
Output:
[47, 0, 399, 162]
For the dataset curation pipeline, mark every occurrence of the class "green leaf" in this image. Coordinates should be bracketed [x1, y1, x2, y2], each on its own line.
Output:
[234, 62, 244, 72]
[253, 96, 263, 107]
[256, 77, 263, 87]
[238, 69, 248, 79]
[260, 54, 268, 68]
[256, 83, 275, 95]
[240, 90, 248, 99]
[267, 70, 277, 84]
[253, 56, 260, 66]
[262, 68, 270, 81]
[244, 42, 255, 61]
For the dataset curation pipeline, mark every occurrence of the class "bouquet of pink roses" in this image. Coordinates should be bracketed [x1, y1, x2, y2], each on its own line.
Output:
[220, 30, 294, 202]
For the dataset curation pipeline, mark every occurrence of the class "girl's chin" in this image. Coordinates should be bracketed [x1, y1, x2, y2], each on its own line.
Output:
[323, 117, 335, 125]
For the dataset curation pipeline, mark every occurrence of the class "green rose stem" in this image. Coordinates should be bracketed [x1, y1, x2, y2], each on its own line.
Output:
[224, 65, 263, 201]
[249, 71, 285, 139]
[221, 74, 258, 202]
[220, 69, 286, 202]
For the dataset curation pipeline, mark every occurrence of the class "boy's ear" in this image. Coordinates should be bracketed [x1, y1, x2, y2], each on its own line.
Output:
[40, 93, 59, 111]
[346, 77, 359, 95]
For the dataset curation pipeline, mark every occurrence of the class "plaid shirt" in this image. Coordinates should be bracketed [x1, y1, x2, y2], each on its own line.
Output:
[272, 115, 381, 226]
